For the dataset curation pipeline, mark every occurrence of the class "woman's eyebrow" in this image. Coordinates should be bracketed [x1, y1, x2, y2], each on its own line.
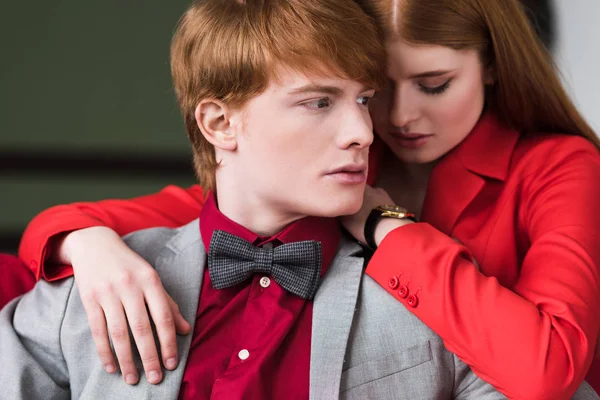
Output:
[407, 69, 456, 79]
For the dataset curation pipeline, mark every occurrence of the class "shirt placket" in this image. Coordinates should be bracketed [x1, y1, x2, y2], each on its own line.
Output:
[210, 242, 281, 398]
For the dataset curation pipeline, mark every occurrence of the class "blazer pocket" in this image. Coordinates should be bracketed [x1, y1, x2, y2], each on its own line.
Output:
[340, 341, 433, 392]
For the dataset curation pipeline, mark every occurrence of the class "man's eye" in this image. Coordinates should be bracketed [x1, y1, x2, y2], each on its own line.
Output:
[357, 96, 372, 106]
[304, 97, 332, 110]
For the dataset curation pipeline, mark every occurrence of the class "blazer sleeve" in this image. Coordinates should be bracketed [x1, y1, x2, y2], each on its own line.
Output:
[366, 149, 600, 399]
[0, 279, 73, 400]
[18, 184, 206, 281]
[0, 255, 35, 309]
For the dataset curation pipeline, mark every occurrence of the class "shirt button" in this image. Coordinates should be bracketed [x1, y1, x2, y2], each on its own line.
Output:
[262, 242, 273, 249]
[407, 294, 419, 308]
[398, 285, 409, 299]
[238, 349, 250, 360]
[388, 276, 399, 290]
[260, 276, 271, 288]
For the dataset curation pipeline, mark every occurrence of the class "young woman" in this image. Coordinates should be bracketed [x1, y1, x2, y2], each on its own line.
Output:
[10, 0, 600, 398]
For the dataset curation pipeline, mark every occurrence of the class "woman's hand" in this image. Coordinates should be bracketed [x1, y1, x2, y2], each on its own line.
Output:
[339, 185, 412, 246]
[58, 227, 192, 385]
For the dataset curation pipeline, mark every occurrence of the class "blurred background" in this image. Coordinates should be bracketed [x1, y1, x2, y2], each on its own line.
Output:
[0, 0, 195, 253]
[1, 0, 599, 254]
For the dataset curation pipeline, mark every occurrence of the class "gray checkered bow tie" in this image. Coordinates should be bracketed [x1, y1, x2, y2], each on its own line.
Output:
[208, 230, 322, 299]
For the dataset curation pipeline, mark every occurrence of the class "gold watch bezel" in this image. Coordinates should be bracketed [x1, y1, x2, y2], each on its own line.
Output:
[375, 204, 411, 219]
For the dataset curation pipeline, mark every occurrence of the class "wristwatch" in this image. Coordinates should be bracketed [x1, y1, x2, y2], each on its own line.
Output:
[364, 205, 417, 249]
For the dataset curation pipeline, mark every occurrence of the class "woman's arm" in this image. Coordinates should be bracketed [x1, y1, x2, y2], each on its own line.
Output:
[368, 223, 599, 399]
[19, 184, 206, 280]
[363, 151, 600, 400]
[0, 254, 35, 309]
[17, 183, 206, 386]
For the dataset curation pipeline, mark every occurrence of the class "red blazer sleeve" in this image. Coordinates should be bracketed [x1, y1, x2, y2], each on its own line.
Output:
[366, 151, 600, 399]
[0, 254, 35, 309]
[18, 184, 206, 281]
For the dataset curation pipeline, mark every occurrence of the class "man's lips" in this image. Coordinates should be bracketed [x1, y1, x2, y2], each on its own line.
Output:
[325, 163, 368, 184]
[326, 163, 368, 174]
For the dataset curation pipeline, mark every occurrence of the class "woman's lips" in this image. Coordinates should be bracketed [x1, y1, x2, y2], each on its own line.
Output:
[389, 132, 433, 149]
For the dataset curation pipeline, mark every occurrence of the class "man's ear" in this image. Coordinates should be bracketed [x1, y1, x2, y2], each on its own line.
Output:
[194, 99, 238, 151]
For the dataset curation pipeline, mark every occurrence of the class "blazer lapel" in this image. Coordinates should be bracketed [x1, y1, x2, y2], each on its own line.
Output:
[142, 220, 206, 400]
[309, 236, 364, 400]
[421, 113, 519, 235]
[421, 157, 485, 235]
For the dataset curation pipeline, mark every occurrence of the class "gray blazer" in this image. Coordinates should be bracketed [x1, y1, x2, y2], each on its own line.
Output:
[0, 220, 597, 399]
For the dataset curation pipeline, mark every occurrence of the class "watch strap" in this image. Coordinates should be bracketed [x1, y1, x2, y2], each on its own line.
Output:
[364, 208, 384, 250]
[363, 208, 417, 250]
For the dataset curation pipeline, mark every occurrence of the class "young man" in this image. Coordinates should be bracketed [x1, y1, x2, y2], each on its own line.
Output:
[0, 0, 596, 399]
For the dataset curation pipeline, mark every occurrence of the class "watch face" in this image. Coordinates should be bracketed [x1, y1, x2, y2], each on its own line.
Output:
[376, 204, 408, 213]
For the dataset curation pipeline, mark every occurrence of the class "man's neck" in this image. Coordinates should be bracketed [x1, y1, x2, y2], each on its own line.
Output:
[215, 182, 303, 237]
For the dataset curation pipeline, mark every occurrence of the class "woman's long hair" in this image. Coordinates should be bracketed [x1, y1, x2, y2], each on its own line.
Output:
[357, 0, 600, 149]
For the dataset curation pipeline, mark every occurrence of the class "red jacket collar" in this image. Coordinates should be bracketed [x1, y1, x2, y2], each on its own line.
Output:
[452, 112, 520, 182]
[423, 112, 520, 234]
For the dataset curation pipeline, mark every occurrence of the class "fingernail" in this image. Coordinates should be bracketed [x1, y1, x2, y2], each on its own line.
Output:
[104, 363, 116, 373]
[166, 357, 177, 369]
[148, 370, 160, 383]
[125, 374, 138, 385]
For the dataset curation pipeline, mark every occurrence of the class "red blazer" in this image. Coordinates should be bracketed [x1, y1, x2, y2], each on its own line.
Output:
[0, 254, 34, 309]
[367, 113, 600, 399]
[16, 113, 600, 399]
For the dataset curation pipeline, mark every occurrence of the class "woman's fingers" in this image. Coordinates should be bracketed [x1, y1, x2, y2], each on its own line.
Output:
[143, 272, 185, 371]
[120, 273, 163, 384]
[81, 296, 116, 374]
[168, 295, 192, 336]
[66, 227, 192, 384]
[98, 291, 139, 385]
[82, 267, 189, 385]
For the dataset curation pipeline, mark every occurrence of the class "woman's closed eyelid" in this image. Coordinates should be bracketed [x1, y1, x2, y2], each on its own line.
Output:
[417, 78, 452, 95]
[419, 77, 451, 87]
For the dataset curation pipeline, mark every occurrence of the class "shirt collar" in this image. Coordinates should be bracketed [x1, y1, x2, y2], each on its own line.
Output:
[199, 194, 341, 274]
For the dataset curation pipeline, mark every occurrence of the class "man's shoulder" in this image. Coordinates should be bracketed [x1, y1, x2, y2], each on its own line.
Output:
[357, 275, 439, 341]
[122, 219, 202, 264]
[340, 274, 461, 396]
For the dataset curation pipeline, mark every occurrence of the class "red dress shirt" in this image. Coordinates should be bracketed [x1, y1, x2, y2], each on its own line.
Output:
[15, 112, 600, 398]
[179, 196, 340, 399]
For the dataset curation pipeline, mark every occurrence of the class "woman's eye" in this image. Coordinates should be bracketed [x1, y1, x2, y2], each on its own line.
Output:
[418, 80, 451, 95]
[304, 97, 332, 110]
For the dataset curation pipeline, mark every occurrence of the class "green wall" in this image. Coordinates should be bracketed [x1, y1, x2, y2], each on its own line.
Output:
[0, 1, 197, 251]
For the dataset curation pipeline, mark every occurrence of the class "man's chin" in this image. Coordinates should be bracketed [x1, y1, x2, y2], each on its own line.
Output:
[311, 199, 362, 218]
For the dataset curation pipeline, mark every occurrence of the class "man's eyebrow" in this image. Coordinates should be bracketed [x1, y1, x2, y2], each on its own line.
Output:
[288, 84, 343, 96]
[407, 69, 455, 79]
[288, 83, 374, 96]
